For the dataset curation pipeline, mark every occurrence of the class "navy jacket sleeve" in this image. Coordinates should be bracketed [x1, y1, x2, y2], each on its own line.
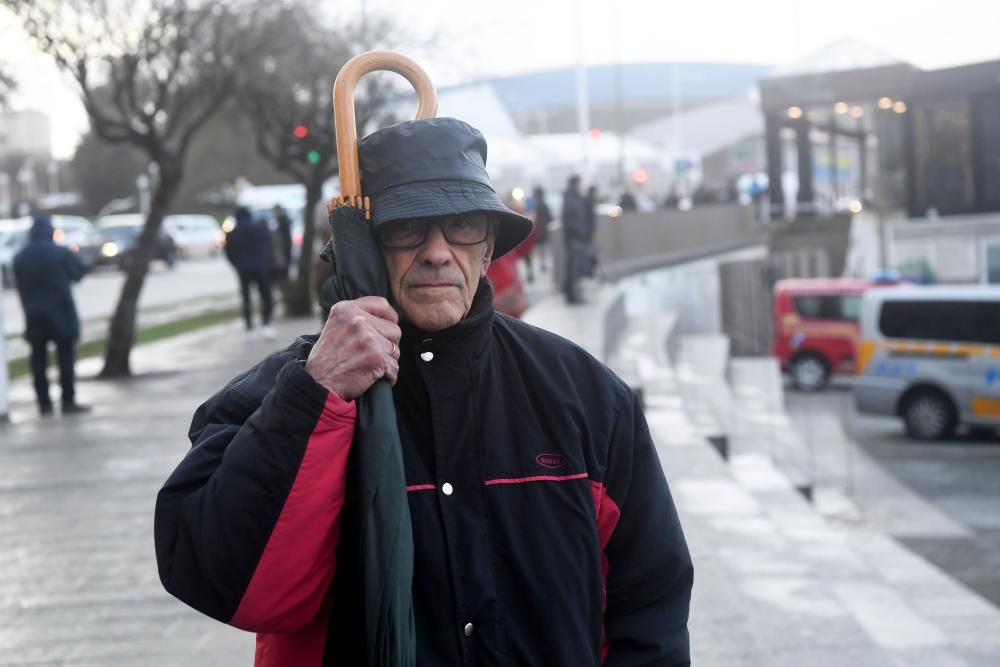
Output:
[154, 353, 357, 632]
[603, 389, 693, 666]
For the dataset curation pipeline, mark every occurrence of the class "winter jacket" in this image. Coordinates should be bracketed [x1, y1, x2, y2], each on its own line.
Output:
[225, 208, 271, 274]
[154, 283, 693, 666]
[561, 189, 589, 244]
[13, 214, 85, 342]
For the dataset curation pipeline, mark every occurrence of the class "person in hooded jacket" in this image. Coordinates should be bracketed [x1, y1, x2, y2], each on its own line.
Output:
[155, 118, 692, 666]
[224, 206, 275, 338]
[13, 213, 88, 416]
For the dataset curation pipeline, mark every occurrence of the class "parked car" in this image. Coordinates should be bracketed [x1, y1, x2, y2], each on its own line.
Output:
[164, 214, 224, 259]
[0, 218, 32, 288]
[51, 214, 96, 249]
[773, 277, 898, 391]
[75, 214, 177, 271]
[854, 286, 1000, 440]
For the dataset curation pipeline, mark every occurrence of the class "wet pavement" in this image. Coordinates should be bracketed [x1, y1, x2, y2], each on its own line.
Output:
[787, 386, 1000, 610]
[0, 319, 300, 665]
[2, 263, 999, 665]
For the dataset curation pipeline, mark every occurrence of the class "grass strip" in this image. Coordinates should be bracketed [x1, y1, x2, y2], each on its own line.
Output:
[6, 308, 240, 380]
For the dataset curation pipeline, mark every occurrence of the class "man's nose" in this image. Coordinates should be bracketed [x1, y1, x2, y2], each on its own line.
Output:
[417, 224, 452, 264]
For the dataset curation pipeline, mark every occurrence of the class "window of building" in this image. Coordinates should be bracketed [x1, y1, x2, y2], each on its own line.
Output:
[912, 99, 975, 216]
[974, 92, 1000, 211]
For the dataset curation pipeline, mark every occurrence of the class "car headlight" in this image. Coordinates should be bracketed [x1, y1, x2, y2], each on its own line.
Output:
[101, 242, 120, 257]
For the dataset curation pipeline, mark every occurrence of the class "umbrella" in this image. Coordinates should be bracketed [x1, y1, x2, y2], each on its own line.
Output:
[320, 51, 438, 667]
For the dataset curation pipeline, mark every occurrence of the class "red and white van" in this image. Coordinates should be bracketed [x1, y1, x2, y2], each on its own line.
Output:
[773, 278, 891, 391]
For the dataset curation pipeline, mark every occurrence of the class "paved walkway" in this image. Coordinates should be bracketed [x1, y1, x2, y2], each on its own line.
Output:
[1, 273, 999, 664]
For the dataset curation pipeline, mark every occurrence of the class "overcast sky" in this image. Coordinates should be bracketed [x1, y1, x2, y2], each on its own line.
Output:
[3, 0, 1000, 159]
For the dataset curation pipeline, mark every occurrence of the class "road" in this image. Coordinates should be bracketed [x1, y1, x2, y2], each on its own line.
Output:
[2, 257, 238, 338]
[786, 385, 1000, 610]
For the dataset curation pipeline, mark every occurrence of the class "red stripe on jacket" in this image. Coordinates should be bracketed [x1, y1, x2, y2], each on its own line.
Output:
[230, 391, 356, 665]
[590, 480, 622, 663]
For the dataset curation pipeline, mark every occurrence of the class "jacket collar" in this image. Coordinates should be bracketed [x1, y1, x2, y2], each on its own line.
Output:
[400, 278, 495, 358]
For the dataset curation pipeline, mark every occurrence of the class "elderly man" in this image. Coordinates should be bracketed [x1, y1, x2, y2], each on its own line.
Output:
[154, 118, 692, 666]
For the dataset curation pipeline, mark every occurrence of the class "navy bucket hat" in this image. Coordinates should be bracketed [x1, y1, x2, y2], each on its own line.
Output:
[358, 117, 534, 259]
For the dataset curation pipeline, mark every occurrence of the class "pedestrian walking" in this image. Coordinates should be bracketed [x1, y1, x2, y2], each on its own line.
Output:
[486, 250, 528, 318]
[530, 185, 553, 272]
[269, 204, 293, 283]
[561, 174, 589, 303]
[583, 184, 599, 278]
[224, 206, 274, 338]
[619, 188, 638, 211]
[155, 60, 691, 667]
[12, 213, 89, 416]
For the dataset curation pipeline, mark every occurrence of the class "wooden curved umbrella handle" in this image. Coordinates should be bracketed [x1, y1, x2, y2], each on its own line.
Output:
[333, 50, 438, 199]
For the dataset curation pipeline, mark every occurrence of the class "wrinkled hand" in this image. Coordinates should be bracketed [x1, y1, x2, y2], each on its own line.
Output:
[305, 296, 401, 401]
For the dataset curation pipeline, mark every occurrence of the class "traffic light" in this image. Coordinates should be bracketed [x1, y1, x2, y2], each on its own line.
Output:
[307, 150, 321, 165]
[293, 124, 309, 139]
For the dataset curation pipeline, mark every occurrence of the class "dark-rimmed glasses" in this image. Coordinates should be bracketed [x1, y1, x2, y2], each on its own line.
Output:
[377, 213, 493, 249]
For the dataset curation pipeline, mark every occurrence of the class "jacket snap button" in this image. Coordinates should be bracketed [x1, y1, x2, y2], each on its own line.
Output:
[464, 622, 474, 637]
[441, 482, 454, 496]
[420, 351, 434, 362]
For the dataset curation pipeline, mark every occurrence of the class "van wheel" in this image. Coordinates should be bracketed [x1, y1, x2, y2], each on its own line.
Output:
[791, 353, 829, 392]
[902, 389, 957, 440]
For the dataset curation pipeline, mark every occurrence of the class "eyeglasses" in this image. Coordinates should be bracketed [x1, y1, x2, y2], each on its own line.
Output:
[377, 213, 493, 249]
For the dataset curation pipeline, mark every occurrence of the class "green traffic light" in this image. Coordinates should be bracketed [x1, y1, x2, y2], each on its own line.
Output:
[307, 150, 321, 164]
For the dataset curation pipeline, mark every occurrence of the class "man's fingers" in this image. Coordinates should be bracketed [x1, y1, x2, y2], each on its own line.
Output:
[384, 357, 399, 386]
[371, 318, 402, 345]
[354, 296, 398, 322]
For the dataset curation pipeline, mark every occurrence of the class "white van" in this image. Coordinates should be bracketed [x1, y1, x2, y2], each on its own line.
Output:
[854, 286, 1000, 439]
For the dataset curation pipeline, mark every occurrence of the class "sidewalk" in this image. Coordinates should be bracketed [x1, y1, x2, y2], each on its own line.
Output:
[0, 318, 304, 665]
[1, 273, 999, 665]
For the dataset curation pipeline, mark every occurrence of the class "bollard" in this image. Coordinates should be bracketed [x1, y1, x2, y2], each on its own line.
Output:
[0, 281, 9, 422]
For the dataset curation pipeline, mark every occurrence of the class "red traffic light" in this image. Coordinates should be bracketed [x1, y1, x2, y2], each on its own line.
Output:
[293, 125, 309, 139]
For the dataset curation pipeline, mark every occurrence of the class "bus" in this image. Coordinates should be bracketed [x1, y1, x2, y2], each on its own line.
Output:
[854, 286, 1000, 439]
[773, 278, 883, 391]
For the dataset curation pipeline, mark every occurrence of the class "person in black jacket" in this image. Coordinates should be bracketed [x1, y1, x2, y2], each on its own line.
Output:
[270, 204, 293, 283]
[224, 206, 274, 338]
[155, 118, 693, 667]
[13, 213, 88, 416]
[561, 174, 588, 304]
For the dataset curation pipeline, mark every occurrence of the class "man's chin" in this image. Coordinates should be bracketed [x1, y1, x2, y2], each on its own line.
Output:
[402, 303, 463, 332]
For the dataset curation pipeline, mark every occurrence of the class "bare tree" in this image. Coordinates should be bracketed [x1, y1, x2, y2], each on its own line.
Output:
[237, 4, 401, 316]
[0, 67, 14, 108]
[3, 0, 259, 376]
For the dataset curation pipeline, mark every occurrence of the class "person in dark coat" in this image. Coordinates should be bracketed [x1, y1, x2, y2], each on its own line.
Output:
[583, 184, 599, 278]
[224, 206, 274, 338]
[561, 174, 588, 304]
[13, 213, 88, 416]
[155, 118, 693, 666]
[527, 185, 553, 274]
[270, 204, 293, 283]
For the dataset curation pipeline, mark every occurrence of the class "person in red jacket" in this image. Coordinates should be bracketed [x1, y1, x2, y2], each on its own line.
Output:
[155, 117, 692, 666]
[486, 251, 527, 318]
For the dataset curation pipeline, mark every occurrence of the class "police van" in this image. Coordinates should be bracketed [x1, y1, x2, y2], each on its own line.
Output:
[854, 286, 1000, 439]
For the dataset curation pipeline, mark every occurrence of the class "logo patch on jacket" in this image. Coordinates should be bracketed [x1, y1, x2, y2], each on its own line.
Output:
[535, 453, 566, 469]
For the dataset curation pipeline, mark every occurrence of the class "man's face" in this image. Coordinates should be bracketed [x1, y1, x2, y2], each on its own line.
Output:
[381, 215, 496, 331]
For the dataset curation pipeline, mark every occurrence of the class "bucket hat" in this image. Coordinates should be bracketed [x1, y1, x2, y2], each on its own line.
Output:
[358, 117, 534, 258]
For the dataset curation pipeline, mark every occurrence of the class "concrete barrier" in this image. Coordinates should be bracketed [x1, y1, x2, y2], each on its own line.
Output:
[674, 335, 733, 460]
[549, 203, 763, 284]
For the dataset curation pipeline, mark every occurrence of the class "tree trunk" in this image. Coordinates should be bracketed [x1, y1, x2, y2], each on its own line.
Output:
[285, 179, 324, 316]
[99, 171, 181, 377]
